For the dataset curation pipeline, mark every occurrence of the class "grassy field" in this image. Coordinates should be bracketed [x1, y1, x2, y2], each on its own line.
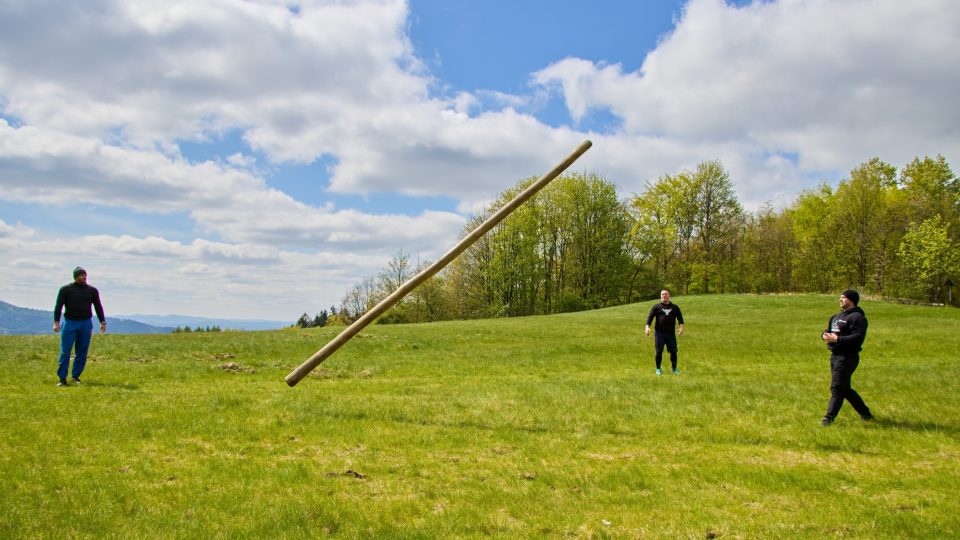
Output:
[1, 294, 959, 538]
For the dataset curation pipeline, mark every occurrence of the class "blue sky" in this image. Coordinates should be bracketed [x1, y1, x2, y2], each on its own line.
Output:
[411, 1, 681, 96]
[1, 0, 958, 321]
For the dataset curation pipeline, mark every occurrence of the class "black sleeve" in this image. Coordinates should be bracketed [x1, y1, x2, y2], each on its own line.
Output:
[54, 287, 65, 322]
[675, 305, 684, 325]
[92, 288, 105, 323]
[839, 313, 867, 347]
[646, 305, 656, 326]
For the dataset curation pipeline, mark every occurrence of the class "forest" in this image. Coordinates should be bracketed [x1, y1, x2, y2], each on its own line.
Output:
[296, 154, 958, 327]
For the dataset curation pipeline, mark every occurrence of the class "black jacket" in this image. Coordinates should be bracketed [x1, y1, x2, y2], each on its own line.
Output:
[54, 282, 106, 323]
[646, 302, 684, 333]
[823, 306, 867, 354]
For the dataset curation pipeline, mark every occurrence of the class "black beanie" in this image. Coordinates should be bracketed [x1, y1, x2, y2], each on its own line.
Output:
[73, 266, 87, 278]
[842, 289, 859, 305]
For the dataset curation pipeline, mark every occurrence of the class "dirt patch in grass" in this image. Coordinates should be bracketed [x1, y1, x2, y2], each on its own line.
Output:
[308, 367, 374, 379]
[218, 362, 256, 374]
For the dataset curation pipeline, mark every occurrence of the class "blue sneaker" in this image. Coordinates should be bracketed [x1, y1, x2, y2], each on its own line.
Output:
[655, 368, 662, 375]
[673, 369, 679, 375]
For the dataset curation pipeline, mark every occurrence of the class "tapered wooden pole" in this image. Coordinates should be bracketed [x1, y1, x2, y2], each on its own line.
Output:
[285, 140, 593, 386]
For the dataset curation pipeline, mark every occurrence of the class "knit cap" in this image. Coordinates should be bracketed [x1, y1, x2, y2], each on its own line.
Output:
[842, 289, 859, 305]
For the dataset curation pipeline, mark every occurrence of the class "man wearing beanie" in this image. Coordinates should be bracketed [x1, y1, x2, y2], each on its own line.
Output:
[819, 289, 873, 426]
[53, 267, 106, 386]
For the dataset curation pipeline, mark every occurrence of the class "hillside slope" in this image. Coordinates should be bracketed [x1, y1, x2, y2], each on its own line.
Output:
[1, 294, 958, 538]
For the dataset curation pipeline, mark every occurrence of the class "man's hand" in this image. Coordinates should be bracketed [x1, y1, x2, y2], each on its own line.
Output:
[823, 332, 839, 343]
[678, 324, 684, 336]
[53, 321, 60, 333]
[644, 325, 650, 336]
[99, 321, 106, 334]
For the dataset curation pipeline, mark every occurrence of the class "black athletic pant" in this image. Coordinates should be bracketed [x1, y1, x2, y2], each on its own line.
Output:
[654, 331, 678, 370]
[824, 353, 871, 421]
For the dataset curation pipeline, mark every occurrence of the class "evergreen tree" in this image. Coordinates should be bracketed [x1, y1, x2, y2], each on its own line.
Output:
[295, 313, 312, 328]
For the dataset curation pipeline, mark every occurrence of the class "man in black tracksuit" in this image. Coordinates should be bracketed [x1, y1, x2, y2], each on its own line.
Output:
[645, 289, 684, 375]
[820, 289, 873, 426]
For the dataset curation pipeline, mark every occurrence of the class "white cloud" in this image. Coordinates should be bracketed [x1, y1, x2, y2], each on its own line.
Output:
[8, 258, 56, 270]
[0, 0, 587, 319]
[0, 120, 466, 251]
[2, 0, 959, 319]
[534, 0, 960, 206]
[0, 230, 390, 319]
[1, 0, 590, 207]
[0, 217, 33, 240]
[0, 0, 423, 147]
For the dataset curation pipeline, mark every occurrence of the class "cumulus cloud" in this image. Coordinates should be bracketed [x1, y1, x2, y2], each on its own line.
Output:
[1, 231, 389, 318]
[534, 0, 960, 205]
[0, 120, 466, 251]
[1, 0, 958, 318]
[0, 0, 588, 205]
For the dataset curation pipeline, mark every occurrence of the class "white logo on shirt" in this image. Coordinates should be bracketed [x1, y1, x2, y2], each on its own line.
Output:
[661, 308, 672, 315]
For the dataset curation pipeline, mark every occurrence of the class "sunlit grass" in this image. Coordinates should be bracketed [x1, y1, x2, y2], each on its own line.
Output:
[1, 294, 958, 537]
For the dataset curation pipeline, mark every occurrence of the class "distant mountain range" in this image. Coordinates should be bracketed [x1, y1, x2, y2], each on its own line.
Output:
[1, 300, 174, 335]
[118, 314, 289, 332]
[0, 300, 289, 335]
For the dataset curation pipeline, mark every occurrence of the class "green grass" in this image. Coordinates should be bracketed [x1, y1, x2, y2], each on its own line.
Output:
[2, 294, 958, 538]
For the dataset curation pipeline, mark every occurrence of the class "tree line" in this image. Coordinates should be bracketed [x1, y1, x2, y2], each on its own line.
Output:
[299, 155, 958, 327]
[172, 325, 222, 333]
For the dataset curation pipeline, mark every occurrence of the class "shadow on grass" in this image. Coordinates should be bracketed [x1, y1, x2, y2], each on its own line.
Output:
[871, 417, 959, 437]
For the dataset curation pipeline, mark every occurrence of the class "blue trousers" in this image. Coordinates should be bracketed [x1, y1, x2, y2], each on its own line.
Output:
[58, 318, 93, 380]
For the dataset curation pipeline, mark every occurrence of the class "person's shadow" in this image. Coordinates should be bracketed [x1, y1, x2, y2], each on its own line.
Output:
[871, 417, 959, 437]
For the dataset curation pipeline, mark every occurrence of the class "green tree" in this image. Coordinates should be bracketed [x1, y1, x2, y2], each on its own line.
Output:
[663, 172, 699, 294]
[628, 179, 676, 289]
[628, 171, 698, 294]
[629, 161, 743, 295]
[899, 155, 959, 234]
[403, 259, 452, 323]
[446, 172, 631, 318]
[831, 158, 897, 290]
[445, 214, 496, 319]
[791, 184, 839, 292]
[897, 215, 960, 302]
[689, 160, 744, 293]
[738, 205, 796, 292]
[560, 173, 633, 308]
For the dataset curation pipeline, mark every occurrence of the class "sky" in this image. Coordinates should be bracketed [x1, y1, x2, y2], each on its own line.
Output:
[1, 0, 958, 322]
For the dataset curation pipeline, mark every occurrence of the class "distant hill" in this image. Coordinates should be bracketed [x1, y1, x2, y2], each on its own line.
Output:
[120, 314, 289, 331]
[0, 300, 174, 335]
